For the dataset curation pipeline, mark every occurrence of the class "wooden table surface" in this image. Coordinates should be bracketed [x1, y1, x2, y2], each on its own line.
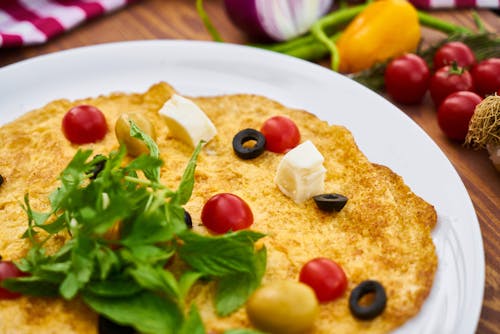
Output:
[0, 0, 498, 332]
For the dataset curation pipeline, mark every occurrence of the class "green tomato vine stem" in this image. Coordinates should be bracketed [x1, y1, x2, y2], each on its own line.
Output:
[196, 0, 484, 73]
[417, 11, 474, 35]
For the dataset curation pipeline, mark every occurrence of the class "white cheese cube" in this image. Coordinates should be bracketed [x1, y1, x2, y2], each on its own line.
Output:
[275, 140, 326, 203]
[159, 94, 217, 147]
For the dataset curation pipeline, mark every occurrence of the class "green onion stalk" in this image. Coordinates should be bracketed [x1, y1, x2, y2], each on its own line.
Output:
[197, 0, 499, 86]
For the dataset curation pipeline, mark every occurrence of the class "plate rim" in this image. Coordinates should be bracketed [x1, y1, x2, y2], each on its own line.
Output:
[0, 39, 485, 333]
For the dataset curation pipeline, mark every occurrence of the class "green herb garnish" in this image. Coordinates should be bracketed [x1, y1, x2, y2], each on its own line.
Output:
[3, 122, 266, 333]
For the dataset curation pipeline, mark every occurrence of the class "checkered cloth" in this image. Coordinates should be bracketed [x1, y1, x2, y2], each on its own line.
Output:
[0, 0, 497, 47]
[0, 0, 136, 47]
[409, 0, 499, 8]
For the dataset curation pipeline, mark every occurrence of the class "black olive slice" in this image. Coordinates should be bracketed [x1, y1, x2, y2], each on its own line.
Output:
[98, 316, 135, 334]
[313, 193, 348, 212]
[0, 174, 4, 187]
[184, 209, 193, 229]
[232, 128, 266, 160]
[349, 280, 387, 320]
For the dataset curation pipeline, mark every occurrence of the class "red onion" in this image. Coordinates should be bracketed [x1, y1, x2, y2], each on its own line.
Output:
[224, 0, 334, 42]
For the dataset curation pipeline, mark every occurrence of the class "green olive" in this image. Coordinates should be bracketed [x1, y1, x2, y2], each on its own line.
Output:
[115, 113, 156, 157]
[246, 281, 319, 334]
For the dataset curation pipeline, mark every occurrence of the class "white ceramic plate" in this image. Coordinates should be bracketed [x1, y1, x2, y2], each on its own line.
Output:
[0, 40, 484, 333]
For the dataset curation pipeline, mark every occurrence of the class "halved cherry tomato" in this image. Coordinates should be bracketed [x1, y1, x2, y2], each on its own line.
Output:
[437, 91, 482, 141]
[433, 42, 476, 70]
[0, 261, 25, 299]
[429, 65, 474, 107]
[260, 116, 300, 153]
[299, 258, 347, 303]
[471, 58, 500, 97]
[201, 193, 254, 234]
[62, 105, 108, 144]
[384, 54, 430, 105]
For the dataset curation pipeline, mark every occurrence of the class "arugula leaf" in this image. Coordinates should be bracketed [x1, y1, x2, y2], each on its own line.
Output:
[125, 155, 163, 175]
[129, 120, 160, 182]
[59, 149, 94, 190]
[83, 290, 183, 334]
[172, 141, 203, 206]
[215, 247, 267, 316]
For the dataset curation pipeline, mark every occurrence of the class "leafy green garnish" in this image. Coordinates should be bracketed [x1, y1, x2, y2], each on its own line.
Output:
[2, 123, 267, 333]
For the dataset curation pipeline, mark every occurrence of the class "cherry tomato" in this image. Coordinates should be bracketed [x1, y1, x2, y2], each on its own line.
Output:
[384, 54, 430, 104]
[471, 58, 500, 97]
[433, 42, 476, 70]
[260, 116, 300, 153]
[437, 91, 482, 141]
[429, 65, 474, 107]
[299, 258, 347, 303]
[0, 261, 25, 299]
[62, 105, 108, 144]
[201, 193, 254, 234]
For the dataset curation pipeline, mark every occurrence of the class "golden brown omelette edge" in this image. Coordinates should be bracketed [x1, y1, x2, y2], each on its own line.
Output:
[0, 82, 438, 334]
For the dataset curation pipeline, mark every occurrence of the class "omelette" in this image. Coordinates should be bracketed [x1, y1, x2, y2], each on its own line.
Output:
[0, 82, 437, 333]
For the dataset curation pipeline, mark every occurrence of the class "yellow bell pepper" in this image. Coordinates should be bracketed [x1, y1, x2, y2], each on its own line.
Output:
[336, 0, 421, 73]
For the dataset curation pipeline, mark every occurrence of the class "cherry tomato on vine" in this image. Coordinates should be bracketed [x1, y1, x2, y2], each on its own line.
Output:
[384, 54, 430, 104]
[201, 193, 254, 234]
[437, 91, 482, 141]
[471, 58, 500, 97]
[260, 116, 300, 153]
[429, 65, 474, 107]
[62, 105, 108, 144]
[0, 261, 25, 299]
[433, 42, 476, 69]
[299, 258, 347, 303]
